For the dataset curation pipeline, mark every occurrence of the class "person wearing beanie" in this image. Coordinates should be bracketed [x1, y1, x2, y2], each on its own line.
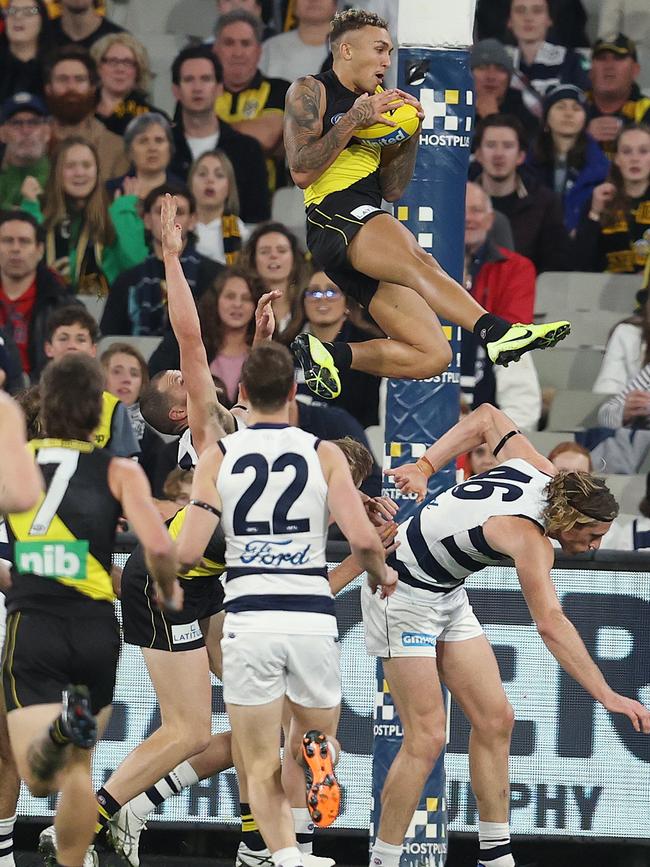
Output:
[470, 38, 540, 148]
[526, 83, 610, 232]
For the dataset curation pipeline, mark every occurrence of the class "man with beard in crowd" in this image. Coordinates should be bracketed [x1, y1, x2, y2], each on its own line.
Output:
[43, 45, 129, 180]
[51, 0, 125, 52]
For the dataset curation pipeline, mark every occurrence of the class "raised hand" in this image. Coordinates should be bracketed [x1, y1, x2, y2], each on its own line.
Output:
[20, 175, 43, 203]
[161, 193, 183, 258]
[253, 289, 282, 344]
[386, 462, 429, 503]
[348, 89, 404, 129]
[361, 493, 399, 526]
[603, 691, 650, 734]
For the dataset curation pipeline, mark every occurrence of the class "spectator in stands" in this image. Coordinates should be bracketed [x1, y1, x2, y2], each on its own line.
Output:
[0, 0, 52, 104]
[574, 125, 650, 273]
[547, 440, 592, 471]
[459, 441, 500, 480]
[598, 1, 650, 93]
[169, 45, 270, 225]
[44, 44, 130, 179]
[260, 0, 336, 81]
[586, 35, 650, 157]
[107, 113, 179, 200]
[240, 221, 308, 334]
[0, 209, 76, 379]
[148, 266, 260, 402]
[475, 0, 590, 49]
[189, 149, 248, 265]
[100, 339, 165, 481]
[471, 38, 539, 147]
[42, 304, 139, 455]
[0, 92, 51, 209]
[50, 0, 124, 50]
[212, 9, 290, 190]
[91, 32, 167, 137]
[21, 136, 147, 293]
[505, 0, 590, 119]
[282, 270, 382, 428]
[526, 84, 610, 233]
[100, 183, 223, 336]
[598, 360, 650, 428]
[473, 113, 572, 272]
[594, 287, 649, 394]
[166, 0, 276, 44]
[460, 180, 541, 430]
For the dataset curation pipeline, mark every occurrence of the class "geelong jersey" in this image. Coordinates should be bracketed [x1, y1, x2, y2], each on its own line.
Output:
[391, 459, 550, 594]
[217, 423, 335, 635]
[5, 438, 121, 610]
[304, 69, 382, 207]
[177, 414, 248, 471]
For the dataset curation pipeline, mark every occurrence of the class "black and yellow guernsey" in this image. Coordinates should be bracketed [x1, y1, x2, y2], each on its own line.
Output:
[168, 507, 225, 579]
[5, 438, 121, 613]
[304, 69, 383, 208]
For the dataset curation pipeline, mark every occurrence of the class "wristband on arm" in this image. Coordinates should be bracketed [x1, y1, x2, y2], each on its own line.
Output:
[415, 454, 435, 478]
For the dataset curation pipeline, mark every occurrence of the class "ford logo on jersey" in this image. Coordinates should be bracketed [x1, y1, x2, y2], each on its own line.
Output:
[241, 539, 311, 567]
[401, 631, 437, 647]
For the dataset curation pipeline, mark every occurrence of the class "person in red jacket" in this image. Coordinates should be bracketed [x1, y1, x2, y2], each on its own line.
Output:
[461, 181, 541, 429]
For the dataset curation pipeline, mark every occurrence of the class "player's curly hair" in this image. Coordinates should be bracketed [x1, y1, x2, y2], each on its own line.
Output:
[330, 9, 389, 43]
[332, 437, 373, 487]
[542, 471, 619, 534]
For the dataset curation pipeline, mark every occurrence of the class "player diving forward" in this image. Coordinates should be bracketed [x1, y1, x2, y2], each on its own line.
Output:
[284, 9, 569, 401]
[358, 403, 650, 867]
[177, 341, 397, 867]
[2, 355, 179, 867]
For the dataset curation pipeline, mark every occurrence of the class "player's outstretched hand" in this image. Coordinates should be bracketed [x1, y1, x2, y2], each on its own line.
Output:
[253, 289, 282, 344]
[161, 193, 183, 258]
[603, 692, 650, 733]
[362, 494, 398, 526]
[378, 565, 398, 599]
[349, 89, 404, 129]
[376, 520, 399, 559]
[386, 462, 428, 503]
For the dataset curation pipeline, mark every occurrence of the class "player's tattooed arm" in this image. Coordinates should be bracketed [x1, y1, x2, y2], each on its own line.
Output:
[285, 76, 357, 186]
[379, 132, 420, 202]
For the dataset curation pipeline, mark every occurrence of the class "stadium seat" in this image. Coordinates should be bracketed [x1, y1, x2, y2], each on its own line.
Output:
[271, 186, 307, 249]
[527, 430, 575, 456]
[535, 272, 641, 319]
[97, 335, 163, 361]
[546, 390, 611, 432]
[533, 347, 604, 390]
[600, 474, 646, 515]
[80, 294, 107, 324]
[556, 310, 624, 350]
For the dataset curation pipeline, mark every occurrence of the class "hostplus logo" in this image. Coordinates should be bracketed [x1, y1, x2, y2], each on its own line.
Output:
[419, 88, 473, 149]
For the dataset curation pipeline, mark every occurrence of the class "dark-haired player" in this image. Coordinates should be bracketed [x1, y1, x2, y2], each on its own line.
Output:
[3, 354, 179, 867]
[284, 9, 569, 401]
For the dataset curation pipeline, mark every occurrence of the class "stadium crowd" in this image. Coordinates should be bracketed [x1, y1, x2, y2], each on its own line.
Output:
[1, 1, 650, 866]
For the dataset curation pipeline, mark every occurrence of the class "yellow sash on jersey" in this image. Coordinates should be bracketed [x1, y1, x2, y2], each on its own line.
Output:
[169, 508, 225, 580]
[8, 439, 115, 602]
[94, 391, 118, 450]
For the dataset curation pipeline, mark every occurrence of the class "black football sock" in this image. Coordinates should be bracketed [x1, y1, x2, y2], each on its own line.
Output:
[324, 341, 353, 373]
[240, 801, 266, 851]
[474, 314, 510, 346]
[95, 787, 122, 834]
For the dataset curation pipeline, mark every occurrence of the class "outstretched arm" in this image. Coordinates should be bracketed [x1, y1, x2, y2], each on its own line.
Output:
[497, 519, 650, 734]
[0, 394, 43, 513]
[161, 195, 235, 453]
[387, 403, 554, 501]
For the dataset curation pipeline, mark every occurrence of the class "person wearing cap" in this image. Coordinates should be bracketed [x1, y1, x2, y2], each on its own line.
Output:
[505, 0, 590, 119]
[0, 92, 51, 210]
[471, 38, 540, 148]
[526, 83, 609, 232]
[586, 34, 650, 156]
[598, 1, 650, 93]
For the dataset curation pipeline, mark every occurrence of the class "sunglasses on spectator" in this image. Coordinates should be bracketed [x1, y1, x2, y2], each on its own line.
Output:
[101, 56, 138, 69]
[305, 288, 342, 299]
[5, 5, 40, 16]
